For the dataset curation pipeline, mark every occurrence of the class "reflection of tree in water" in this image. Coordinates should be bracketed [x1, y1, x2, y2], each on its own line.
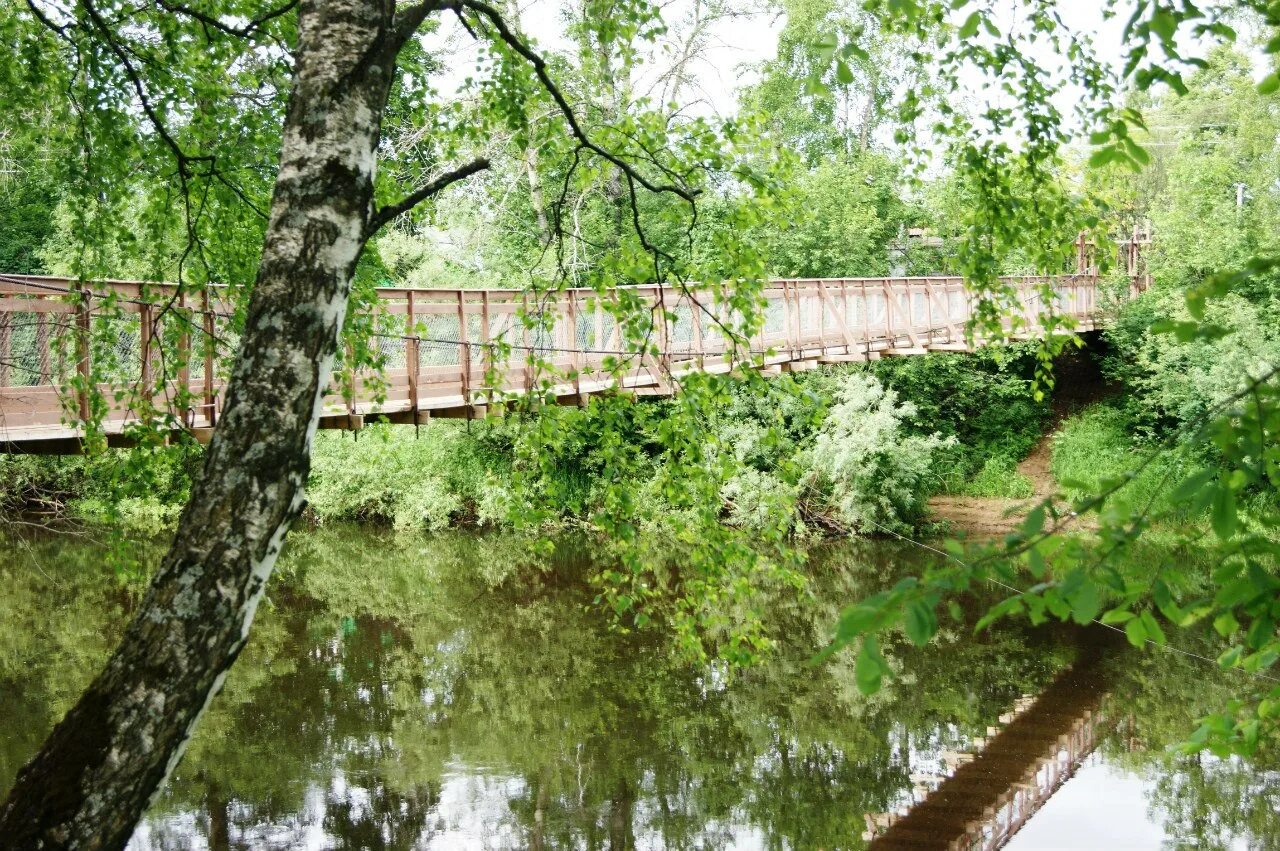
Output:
[3, 528, 1072, 849]
[1100, 630, 1280, 850]
[1148, 752, 1280, 851]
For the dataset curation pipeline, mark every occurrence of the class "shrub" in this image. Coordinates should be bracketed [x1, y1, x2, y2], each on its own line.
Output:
[1104, 289, 1280, 438]
[307, 422, 509, 531]
[720, 467, 800, 534]
[868, 346, 1050, 485]
[806, 373, 956, 534]
[0, 442, 199, 532]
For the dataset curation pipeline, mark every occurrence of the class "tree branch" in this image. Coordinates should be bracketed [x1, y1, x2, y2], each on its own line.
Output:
[365, 156, 490, 237]
[388, 0, 445, 54]
[445, 0, 698, 204]
[151, 0, 300, 39]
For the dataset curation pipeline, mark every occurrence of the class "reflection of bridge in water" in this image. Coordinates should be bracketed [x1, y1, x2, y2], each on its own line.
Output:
[865, 635, 1114, 851]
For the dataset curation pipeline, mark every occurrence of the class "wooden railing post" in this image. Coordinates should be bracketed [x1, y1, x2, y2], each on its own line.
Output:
[521, 291, 533, 397]
[344, 339, 357, 422]
[882, 280, 894, 345]
[406, 290, 420, 422]
[177, 291, 192, 427]
[480, 289, 493, 405]
[74, 281, 91, 425]
[0, 312, 10, 388]
[781, 280, 793, 358]
[565, 289, 582, 402]
[202, 288, 216, 426]
[139, 302, 154, 406]
[860, 281, 871, 356]
[656, 285, 671, 374]
[456, 290, 472, 415]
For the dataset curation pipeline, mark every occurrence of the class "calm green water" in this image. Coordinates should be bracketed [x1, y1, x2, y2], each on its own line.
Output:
[0, 527, 1273, 849]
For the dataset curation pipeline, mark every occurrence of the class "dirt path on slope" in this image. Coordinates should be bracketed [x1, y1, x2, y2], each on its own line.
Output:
[928, 433, 1058, 538]
[928, 351, 1114, 538]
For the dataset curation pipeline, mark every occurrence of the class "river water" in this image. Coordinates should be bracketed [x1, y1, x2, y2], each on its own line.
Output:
[0, 526, 1271, 849]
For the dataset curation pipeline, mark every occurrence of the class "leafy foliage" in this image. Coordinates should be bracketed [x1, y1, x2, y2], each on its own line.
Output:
[811, 0, 1280, 762]
[870, 345, 1050, 488]
[806, 373, 955, 533]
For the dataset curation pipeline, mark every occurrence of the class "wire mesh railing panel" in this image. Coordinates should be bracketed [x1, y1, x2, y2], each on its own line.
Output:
[763, 298, 785, 335]
[948, 290, 967, 325]
[417, 313, 462, 367]
[1, 313, 44, 387]
[912, 290, 927, 325]
[669, 302, 695, 353]
[99, 315, 143, 384]
[375, 333, 407, 371]
[799, 294, 820, 337]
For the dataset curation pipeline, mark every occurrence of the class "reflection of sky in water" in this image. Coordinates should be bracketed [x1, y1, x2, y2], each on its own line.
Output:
[132, 736, 1240, 850]
[1007, 755, 1251, 851]
[130, 768, 780, 849]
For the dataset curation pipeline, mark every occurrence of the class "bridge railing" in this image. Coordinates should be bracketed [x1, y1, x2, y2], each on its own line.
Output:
[0, 273, 1102, 445]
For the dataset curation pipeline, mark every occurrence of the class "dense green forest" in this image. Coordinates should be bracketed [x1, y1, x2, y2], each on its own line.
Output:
[1, 0, 1279, 843]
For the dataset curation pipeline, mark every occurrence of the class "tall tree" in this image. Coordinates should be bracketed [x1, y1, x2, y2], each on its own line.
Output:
[0, 0, 767, 845]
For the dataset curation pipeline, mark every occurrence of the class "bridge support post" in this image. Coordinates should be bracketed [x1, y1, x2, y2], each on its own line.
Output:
[178, 292, 192, 429]
[74, 281, 91, 425]
[202, 288, 217, 427]
[139, 302, 154, 408]
[406, 290, 420, 424]
[0, 312, 9, 388]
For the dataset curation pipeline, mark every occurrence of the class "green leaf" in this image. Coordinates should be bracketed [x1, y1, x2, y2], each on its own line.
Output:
[1171, 468, 1215, 504]
[855, 636, 887, 695]
[835, 60, 854, 85]
[813, 31, 838, 61]
[1149, 10, 1177, 42]
[958, 12, 980, 39]
[1088, 146, 1118, 168]
[975, 597, 1024, 631]
[1100, 608, 1134, 625]
[1259, 73, 1280, 96]
[1066, 580, 1100, 625]
[1140, 610, 1167, 645]
[1020, 505, 1045, 538]
[904, 600, 938, 647]
[1124, 138, 1151, 166]
[1125, 617, 1147, 647]
[835, 604, 882, 643]
[1211, 485, 1238, 540]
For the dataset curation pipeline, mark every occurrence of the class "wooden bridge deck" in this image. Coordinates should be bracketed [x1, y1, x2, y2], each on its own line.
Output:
[0, 271, 1110, 453]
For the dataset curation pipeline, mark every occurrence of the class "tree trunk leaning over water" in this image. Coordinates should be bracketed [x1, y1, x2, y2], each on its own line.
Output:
[0, 0, 680, 842]
[0, 1, 402, 846]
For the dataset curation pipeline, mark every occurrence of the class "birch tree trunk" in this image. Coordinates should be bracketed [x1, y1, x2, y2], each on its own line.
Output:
[0, 1, 397, 846]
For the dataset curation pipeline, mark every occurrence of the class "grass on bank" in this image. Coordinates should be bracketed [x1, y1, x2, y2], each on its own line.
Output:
[960, 455, 1036, 499]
